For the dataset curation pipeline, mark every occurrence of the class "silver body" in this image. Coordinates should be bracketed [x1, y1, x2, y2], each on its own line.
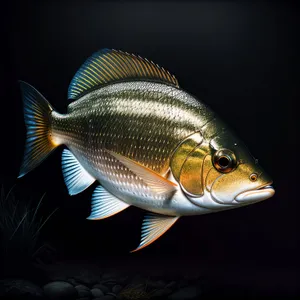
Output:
[52, 81, 221, 216]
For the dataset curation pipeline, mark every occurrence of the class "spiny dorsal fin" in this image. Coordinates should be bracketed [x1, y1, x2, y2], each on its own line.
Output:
[68, 48, 179, 100]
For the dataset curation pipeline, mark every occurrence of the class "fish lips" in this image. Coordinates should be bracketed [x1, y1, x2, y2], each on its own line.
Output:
[233, 183, 275, 204]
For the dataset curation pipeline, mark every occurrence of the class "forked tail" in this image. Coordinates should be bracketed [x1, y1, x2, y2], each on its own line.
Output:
[18, 81, 59, 178]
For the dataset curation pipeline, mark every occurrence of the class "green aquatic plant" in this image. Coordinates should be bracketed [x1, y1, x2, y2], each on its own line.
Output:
[0, 185, 58, 277]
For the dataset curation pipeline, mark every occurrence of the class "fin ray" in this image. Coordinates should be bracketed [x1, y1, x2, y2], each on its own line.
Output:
[87, 185, 130, 220]
[18, 81, 57, 178]
[131, 213, 179, 252]
[61, 149, 95, 195]
[68, 49, 179, 100]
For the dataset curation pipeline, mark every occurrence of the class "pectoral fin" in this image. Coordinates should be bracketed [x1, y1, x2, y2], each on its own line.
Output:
[131, 213, 179, 252]
[107, 150, 177, 197]
[87, 185, 130, 220]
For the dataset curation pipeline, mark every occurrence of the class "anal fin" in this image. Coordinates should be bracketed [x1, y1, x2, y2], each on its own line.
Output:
[87, 185, 130, 220]
[131, 213, 179, 252]
[62, 149, 95, 195]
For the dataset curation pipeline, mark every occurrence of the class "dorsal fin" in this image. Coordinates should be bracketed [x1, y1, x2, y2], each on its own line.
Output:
[68, 48, 179, 100]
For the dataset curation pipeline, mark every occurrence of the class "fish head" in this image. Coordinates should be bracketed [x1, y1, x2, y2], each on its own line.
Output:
[205, 131, 275, 206]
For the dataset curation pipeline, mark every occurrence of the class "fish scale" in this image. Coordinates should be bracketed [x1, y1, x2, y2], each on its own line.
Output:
[18, 48, 274, 252]
[51, 81, 213, 207]
[54, 81, 213, 175]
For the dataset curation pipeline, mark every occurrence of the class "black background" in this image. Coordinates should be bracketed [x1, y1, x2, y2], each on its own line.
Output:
[1, 0, 299, 298]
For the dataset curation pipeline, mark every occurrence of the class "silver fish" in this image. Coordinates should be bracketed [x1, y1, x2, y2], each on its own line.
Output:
[18, 49, 275, 251]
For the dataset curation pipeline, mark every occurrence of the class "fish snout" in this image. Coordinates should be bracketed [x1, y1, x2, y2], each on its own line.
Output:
[234, 182, 275, 203]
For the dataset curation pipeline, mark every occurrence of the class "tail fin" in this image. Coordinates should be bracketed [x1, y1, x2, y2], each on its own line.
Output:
[18, 81, 58, 178]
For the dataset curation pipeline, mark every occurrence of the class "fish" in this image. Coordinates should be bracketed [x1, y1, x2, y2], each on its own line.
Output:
[18, 48, 275, 252]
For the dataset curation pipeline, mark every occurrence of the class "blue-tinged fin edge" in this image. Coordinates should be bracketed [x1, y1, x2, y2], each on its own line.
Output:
[61, 149, 95, 196]
[87, 185, 130, 220]
[18, 81, 57, 178]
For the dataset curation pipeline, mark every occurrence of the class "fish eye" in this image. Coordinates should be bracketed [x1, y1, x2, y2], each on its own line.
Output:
[250, 173, 258, 182]
[213, 149, 237, 173]
[218, 156, 230, 168]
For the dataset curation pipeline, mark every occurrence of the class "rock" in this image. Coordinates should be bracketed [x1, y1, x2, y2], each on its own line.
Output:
[100, 272, 128, 286]
[93, 295, 115, 300]
[77, 291, 92, 298]
[40, 261, 102, 287]
[44, 281, 78, 300]
[75, 284, 91, 298]
[102, 295, 116, 300]
[0, 279, 44, 298]
[67, 278, 79, 286]
[75, 284, 90, 291]
[106, 292, 117, 297]
[147, 279, 165, 289]
[92, 283, 109, 294]
[168, 285, 202, 300]
[165, 281, 177, 290]
[73, 269, 101, 287]
[112, 285, 122, 294]
[91, 288, 104, 297]
[100, 280, 116, 288]
[151, 288, 172, 297]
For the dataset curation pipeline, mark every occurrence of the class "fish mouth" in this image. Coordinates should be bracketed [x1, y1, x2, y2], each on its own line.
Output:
[234, 183, 275, 203]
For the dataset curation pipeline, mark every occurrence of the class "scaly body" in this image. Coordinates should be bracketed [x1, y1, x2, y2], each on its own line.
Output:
[52, 81, 215, 216]
[18, 49, 275, 251]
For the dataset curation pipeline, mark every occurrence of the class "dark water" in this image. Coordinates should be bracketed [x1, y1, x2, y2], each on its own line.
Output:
[1, 1, 298, 299]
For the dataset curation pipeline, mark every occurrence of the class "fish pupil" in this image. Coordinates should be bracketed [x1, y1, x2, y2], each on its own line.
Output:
[218, 156, 230, 168]
[250, 173, 258, 181]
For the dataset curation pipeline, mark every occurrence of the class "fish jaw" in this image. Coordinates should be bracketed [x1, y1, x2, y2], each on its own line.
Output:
[233, 184, 275, 204]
